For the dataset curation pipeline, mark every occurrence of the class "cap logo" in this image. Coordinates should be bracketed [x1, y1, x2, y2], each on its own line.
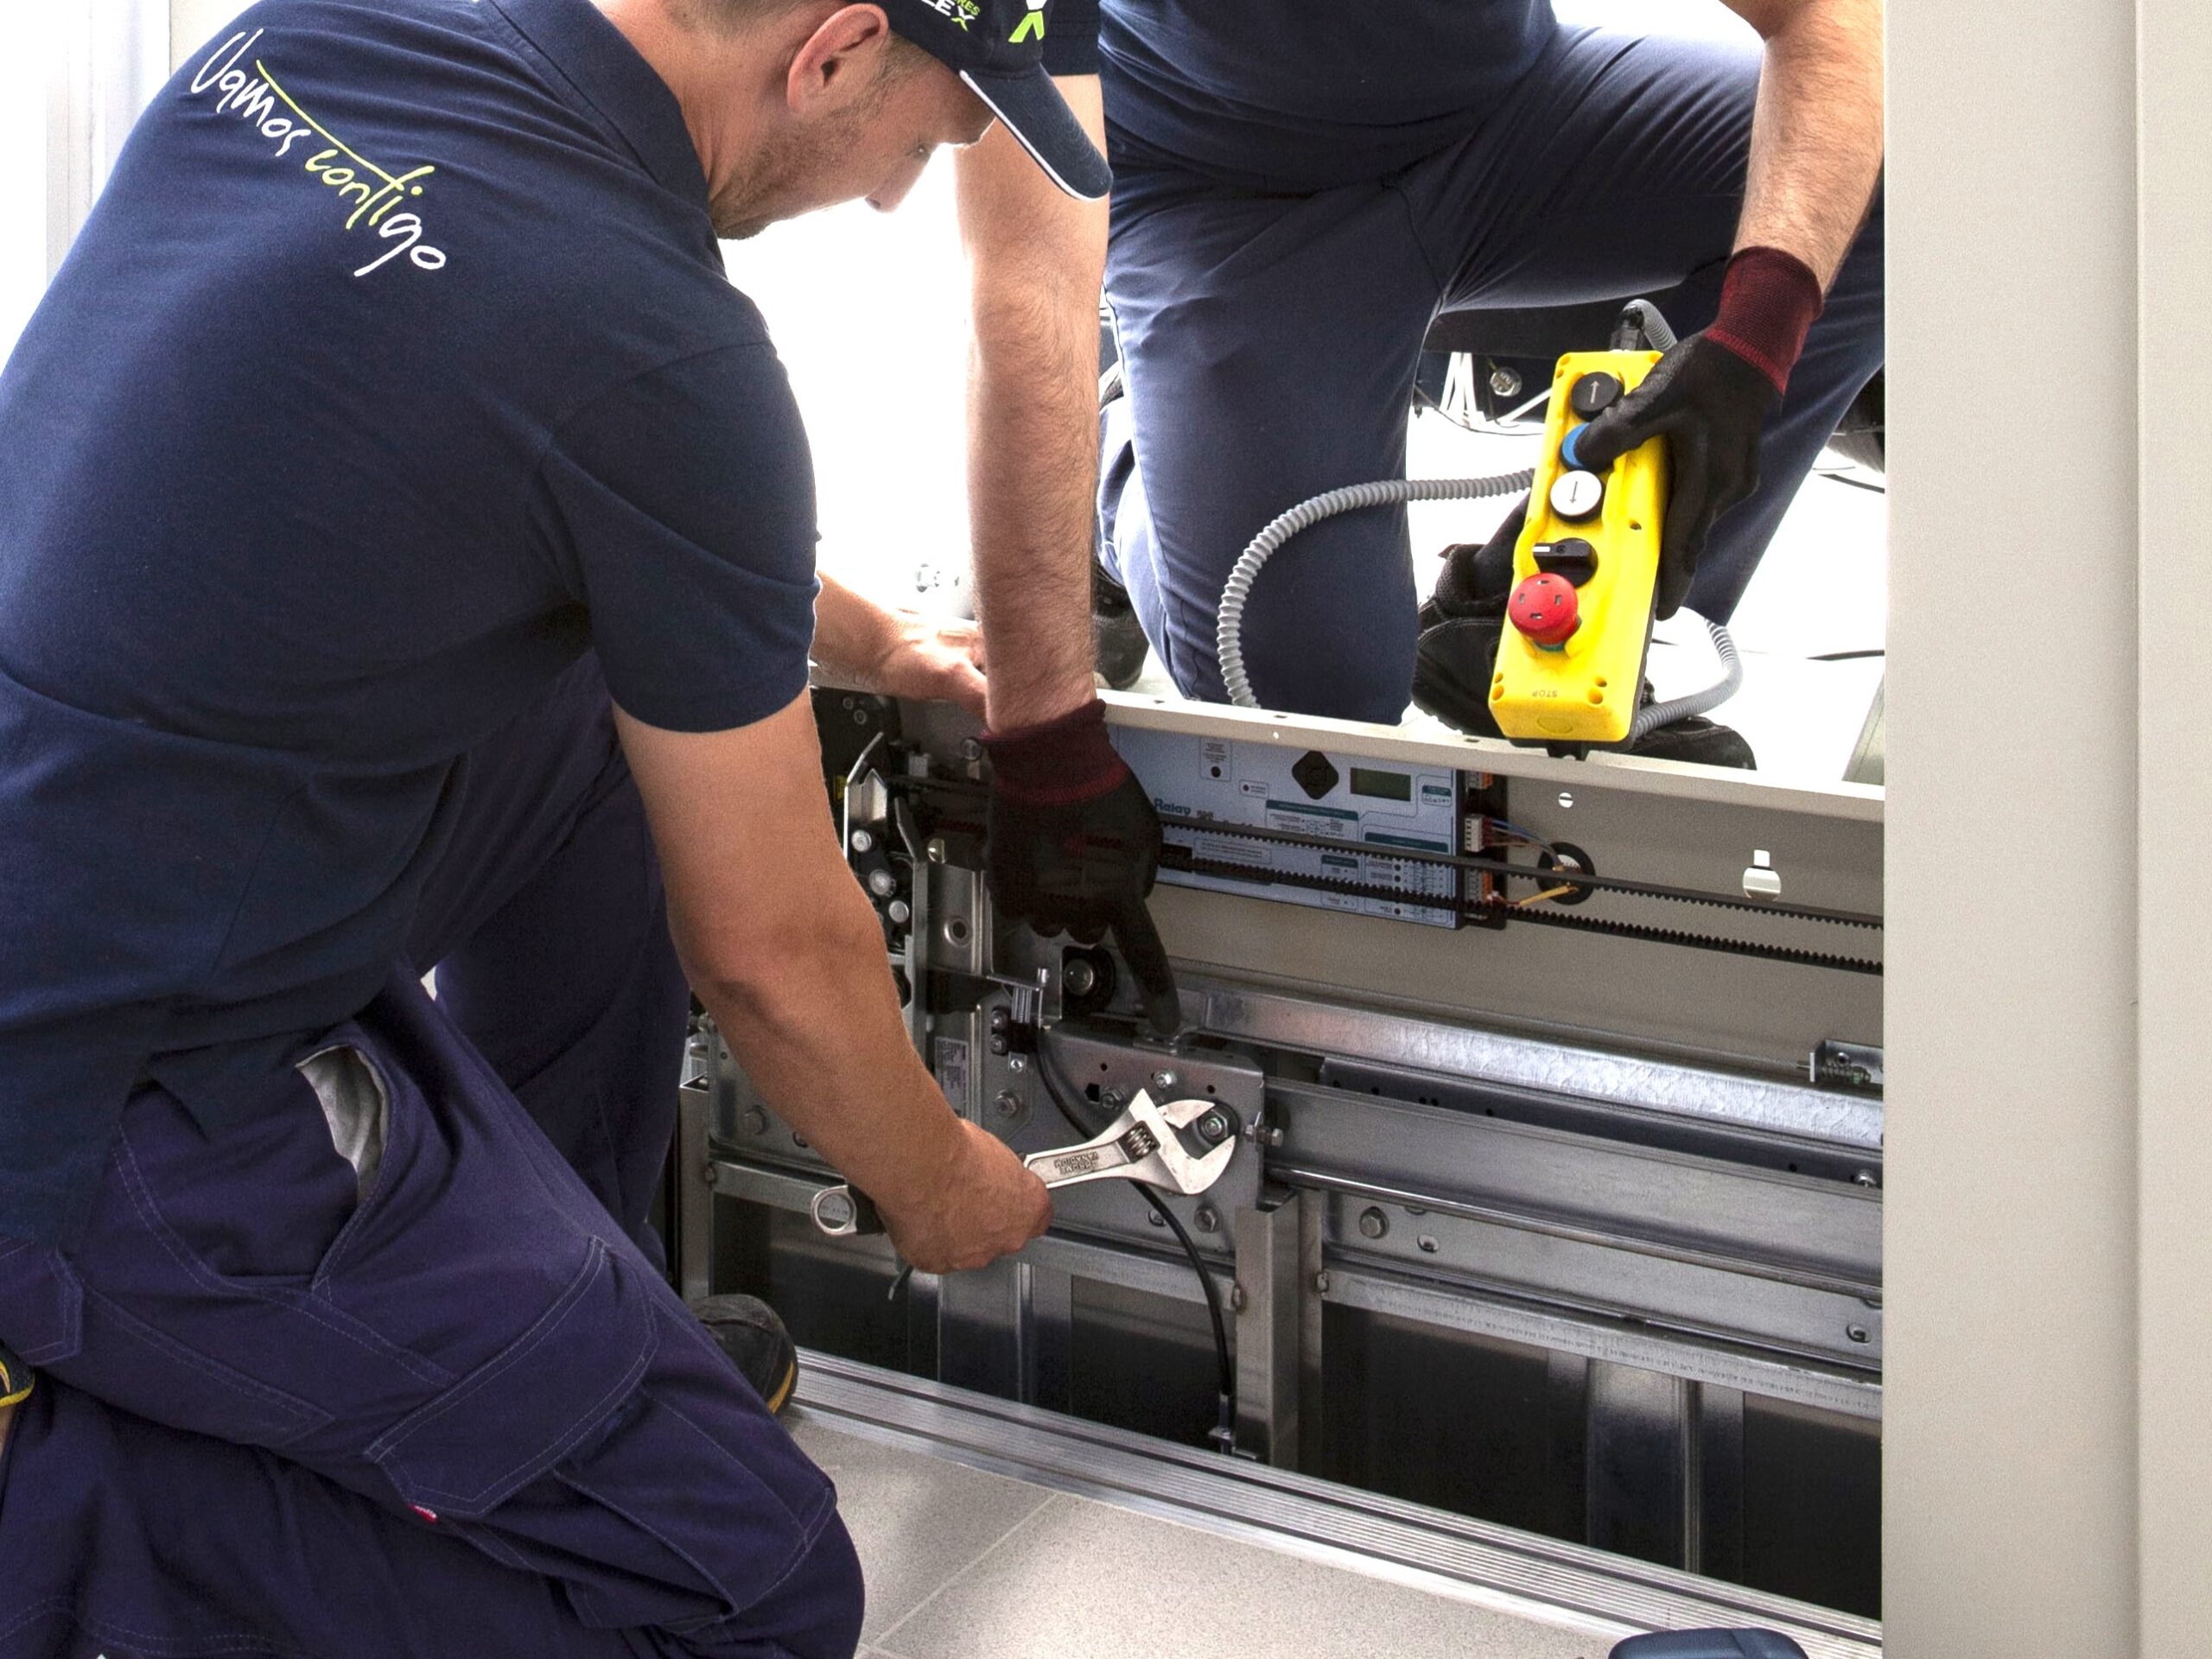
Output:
[913, 0, 979, 30]
[1009, 0, 1045, 43]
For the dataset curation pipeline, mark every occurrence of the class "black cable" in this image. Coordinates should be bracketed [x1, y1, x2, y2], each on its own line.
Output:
[1034, 1034, 1237, 1450]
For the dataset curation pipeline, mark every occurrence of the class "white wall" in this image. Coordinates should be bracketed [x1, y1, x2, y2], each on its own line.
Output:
[0, 23, 48, 365]
[1888, 0, 2212, 1651]
[173, 0, 245, 72]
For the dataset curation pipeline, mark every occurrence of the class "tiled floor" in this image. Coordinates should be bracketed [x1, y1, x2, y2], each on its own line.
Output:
[789, 1416, 1614, 1659]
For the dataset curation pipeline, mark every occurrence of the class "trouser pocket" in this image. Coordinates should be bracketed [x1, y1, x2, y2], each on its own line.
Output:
[368, 1236, 656, 1521]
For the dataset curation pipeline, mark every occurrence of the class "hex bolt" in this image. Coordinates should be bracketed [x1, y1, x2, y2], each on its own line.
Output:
[1194, 1205, 1220, 1234]
[1150, 1070, 1179, 1094]
[741, 1109, 768, 1137]
[1357, 1207, 1389, 1240]
[993, 1090, 1022, 1121]
[1847, 1324, 1872, 1344]
[1197, 1110, 1230, 1143]
[867, 869, 898, 898]
[1417, 1234, 1440, 1255]
[1099, 1086, 1127, 1109]
[849, 830, 874, 855]
[989, 1007, 1010, 1032]
[1488, 365, 1522, 398]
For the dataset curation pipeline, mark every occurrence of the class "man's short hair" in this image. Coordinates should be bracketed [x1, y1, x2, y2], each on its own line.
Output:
[671, 0, 933, 66]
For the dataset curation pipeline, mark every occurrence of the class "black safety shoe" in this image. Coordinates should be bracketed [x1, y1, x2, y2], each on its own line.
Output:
[1412, 614, 1755, 770]
[689, 1294, 798, 1415]
[1093, 562, 1150, 691]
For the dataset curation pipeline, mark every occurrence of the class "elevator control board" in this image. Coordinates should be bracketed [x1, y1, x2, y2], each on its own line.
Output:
[1112, 727, 1463, 928]
[1491, 349, 1669, 749]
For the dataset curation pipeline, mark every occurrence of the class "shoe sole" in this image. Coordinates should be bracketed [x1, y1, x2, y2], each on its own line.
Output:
[760, 1350, 798, 1415]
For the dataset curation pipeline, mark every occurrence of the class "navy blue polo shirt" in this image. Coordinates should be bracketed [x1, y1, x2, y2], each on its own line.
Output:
[1041, 0, 1558, 192]
[0, 0, 818, 1241]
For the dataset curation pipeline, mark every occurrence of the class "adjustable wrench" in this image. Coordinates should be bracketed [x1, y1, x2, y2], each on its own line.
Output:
[810, 1090, 1235, 1237]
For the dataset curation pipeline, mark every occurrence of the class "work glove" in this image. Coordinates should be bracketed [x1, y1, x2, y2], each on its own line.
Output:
[982, 699, 1181, 1039]
[1571, 246, 1827, 620]
[1425, 498, 1525, 626]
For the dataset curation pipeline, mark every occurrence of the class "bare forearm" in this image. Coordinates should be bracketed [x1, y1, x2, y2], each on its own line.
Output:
[963, 299, 1100, 728]
[810, 571, 900, 683]
[957, 78, 1110, 732]
[692, 888, 963, 1215]
[1738, 0, 1884, 285]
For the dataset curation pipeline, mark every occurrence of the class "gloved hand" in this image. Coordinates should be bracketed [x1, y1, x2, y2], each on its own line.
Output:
[982, 699, 1181, 1038]
[1572, 246, 1826, 620]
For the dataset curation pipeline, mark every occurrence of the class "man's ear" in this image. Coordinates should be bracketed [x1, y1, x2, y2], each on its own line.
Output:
[786, 3, 895, 116]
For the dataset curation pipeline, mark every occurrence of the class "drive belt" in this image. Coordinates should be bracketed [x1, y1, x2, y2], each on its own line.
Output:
[1155, 813, 1884, 976]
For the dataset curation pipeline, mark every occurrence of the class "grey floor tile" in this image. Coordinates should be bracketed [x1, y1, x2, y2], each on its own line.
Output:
[788, 1415, 1056, 1640]
[873, 1495, 1605, 1659]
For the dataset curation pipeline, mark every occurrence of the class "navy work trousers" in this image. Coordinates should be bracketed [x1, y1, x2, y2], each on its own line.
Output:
[0, 658, 864, 1659]
[1100, 24, 1886, 721]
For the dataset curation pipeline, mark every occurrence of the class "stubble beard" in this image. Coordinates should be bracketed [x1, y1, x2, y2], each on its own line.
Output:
[708, 78, 887, 241]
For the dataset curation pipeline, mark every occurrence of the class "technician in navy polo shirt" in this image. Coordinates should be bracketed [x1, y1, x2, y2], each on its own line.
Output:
[1020, 0, 1885, 747]
[0, 0, 1134, 1651]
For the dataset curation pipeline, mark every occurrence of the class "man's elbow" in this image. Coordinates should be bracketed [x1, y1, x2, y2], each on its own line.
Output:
[683, 905, 885, 1021]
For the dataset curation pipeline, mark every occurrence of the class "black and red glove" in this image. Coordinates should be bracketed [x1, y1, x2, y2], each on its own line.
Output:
[1572, 246, 1827, 620]
[982, 700, 1180, 1038]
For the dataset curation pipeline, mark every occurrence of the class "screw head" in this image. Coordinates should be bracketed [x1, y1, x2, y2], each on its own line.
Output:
[887, 899, 912, 925]
[1230, 1283, 1248, 1313]
[1150, 1070, 1179, 1094]
[1313, 1272, 1331, 1294]
[1064, 960, 1097, 996]
[925, 838, 948, 865]
[1847, 1324, 1872, 1344]
[1557, 791, 1575, 810]
[701, 1163, 720, 1186]
[1417, 1234, 1440, 1254]
[1099, 1086, 1127, 1109]
[1197, 1111, 1230, 1143]
[1357, 1206, 1388, 1240]
[960, 737, 984, 763]
[849, 830, 874, 855]
[868, 869, 898, 898]
[1488, 365, 1522, 398]
[994, 1090, 1022, 1121]
[1854, 1169, 1879, 1188]
[742, 1109, 768, 1136]
[1194, 1205, 1220, 1234]
[1007, 1054, 1029, 1073]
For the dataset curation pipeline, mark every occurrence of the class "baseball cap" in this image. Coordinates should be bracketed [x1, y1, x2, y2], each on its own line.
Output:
[884, 0, 1111, 200]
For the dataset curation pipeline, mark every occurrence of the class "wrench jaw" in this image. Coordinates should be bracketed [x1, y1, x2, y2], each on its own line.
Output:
[1126, 1095, 1236, 1197]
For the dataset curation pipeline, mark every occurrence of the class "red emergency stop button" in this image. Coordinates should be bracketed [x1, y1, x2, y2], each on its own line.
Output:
[1509, 573, 1580, 648]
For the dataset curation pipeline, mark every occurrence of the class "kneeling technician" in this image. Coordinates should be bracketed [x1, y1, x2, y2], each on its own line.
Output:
[0, 0, 1141, 1651]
